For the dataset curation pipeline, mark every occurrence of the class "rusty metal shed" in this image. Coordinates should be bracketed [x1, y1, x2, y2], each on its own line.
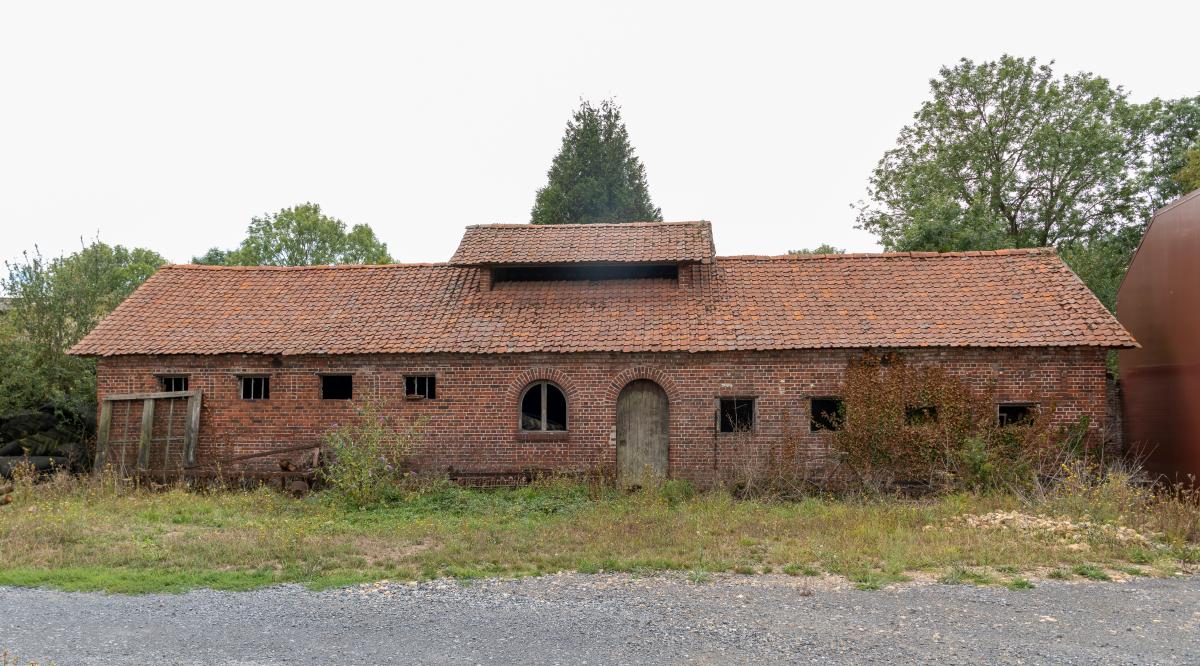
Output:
[1119, 188, 1200, 480]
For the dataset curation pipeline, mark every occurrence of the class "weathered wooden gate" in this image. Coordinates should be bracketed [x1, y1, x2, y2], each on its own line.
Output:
[616, 380, 669, 486]
[94, 390, 201, 477]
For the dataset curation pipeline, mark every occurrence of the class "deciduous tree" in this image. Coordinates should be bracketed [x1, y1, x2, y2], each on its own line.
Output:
[1, 240, 165, 411]
[194, 203, 392, 265]
[857, 56, 1145, 255]
[789, 245, 845, 255]
[855, 56, 1200, 312]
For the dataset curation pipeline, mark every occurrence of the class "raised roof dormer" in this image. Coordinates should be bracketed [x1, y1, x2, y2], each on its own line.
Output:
[450, 221, 714, 266]
[450, 220, 714, 284]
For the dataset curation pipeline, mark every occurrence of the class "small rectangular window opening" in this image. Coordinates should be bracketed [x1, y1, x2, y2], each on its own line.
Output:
[905, 405, 938, 425]
[159, 375, 189, 392]
[718, 398, 755, 433]
[810, 397, 844, 432]
[998, 403, 1036, 427]
[321, 374, 353, 400]
[240, 376, 270, 400]
[405, 375, 436, 400]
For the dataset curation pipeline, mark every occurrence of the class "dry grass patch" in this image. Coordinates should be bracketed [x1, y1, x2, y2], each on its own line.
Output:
[0, 471, 1195, 593]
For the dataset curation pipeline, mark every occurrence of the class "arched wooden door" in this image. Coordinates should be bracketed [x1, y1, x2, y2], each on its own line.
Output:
[616, 379, 669, 486]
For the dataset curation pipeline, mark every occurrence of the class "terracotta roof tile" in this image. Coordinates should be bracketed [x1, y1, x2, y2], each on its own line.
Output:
[450, 221, 714, 265]
[70, 248, 1136, 356]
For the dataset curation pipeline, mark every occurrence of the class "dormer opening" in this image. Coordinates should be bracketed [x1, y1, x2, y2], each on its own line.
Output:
[491, 263, 679, 283]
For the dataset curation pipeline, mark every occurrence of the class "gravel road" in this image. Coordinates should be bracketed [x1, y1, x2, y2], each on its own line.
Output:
[2, 574, 1197, 665]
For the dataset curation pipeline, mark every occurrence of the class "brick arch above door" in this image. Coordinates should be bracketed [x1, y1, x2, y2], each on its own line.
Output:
[606, 367, 680, 405]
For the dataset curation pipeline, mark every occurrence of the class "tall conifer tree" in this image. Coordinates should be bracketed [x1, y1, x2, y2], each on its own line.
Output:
[531, 99, 662, 225]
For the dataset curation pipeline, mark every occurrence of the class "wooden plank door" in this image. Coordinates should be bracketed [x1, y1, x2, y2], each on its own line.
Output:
[616, 380, 669, 486]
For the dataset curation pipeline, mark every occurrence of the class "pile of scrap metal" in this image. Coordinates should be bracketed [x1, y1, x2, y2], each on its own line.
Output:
[0, 403, 94, 478]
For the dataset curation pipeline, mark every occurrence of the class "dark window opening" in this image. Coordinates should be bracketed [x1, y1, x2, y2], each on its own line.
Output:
[321, 374, 353, 400]
[405, 375, 436, 399]
[492, 263, 678, 283]
[521, 381, 567, 431]
[718, 398, 755, 433]
[810, 397, 844, 431]
[998, 403, 1036, 427]
[240, 376, 270, 400]
[905, 405, 938, 425]
[159, 375, 189, 392]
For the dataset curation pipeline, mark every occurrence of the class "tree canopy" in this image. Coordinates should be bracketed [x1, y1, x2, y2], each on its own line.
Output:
[194, 203, 392, 266]
[1, 240, 165, 411]
[855, 55, 1199, 311]
[1173, 146, 1200, 193]
[1143, 96, 1200, 205]
[789, 244, 845, 255]
[531, 99, 662, 225]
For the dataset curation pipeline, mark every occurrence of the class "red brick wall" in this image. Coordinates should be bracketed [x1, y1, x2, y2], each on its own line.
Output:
[96, 347, 1109, 484]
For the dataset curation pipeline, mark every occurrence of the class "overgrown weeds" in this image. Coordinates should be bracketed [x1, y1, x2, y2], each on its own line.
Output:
[319, 404, 425, 507]
[0, 463, 1194, 594]
[830, 354, 1067, 492]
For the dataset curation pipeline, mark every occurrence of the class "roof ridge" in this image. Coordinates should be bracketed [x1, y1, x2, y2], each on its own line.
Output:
[163, 247, 1057, 271]
[718, 248, 1056, 261]
[163, 262, 452, 271]
[463, 220, 710, 230]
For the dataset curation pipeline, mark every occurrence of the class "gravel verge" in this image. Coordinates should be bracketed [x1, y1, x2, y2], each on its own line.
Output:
[2, 573, 1198, 665]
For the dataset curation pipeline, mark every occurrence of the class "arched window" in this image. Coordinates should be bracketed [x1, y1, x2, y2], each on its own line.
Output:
[520, 381, 567, 431]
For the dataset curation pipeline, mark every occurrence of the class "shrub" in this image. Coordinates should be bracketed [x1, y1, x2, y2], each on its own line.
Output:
[319, 404, 423, 507]
[657, 479, 696, 505]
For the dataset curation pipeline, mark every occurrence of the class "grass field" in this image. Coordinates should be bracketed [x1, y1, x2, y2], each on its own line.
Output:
[0, 471, 1195, 594]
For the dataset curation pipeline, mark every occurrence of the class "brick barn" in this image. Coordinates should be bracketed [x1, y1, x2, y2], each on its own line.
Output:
[69, 221, 1135, 485]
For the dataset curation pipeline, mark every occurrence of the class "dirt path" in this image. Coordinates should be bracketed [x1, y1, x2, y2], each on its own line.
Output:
[2, 574, 1197, 664]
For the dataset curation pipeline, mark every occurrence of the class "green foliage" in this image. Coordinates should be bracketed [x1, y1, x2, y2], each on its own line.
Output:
[1, 240, 165, 412]
[1, 470, 1193, 593]
[938, 566, 995, 585]
[531, 99, 662, 225]
[856, 56, 1198, 311]
[782, 563, 820, 577]
[1005, 577, 1035, 590]
[1057, 227, 1141, 312]
[319, 404, 423, 507]
[657, 479, 697, 506]
[1072, 563, 1111, 581]
[858, 56, 1145, 253]
[193, 202, 392, 266]
[1143, 96, 1200, 205]
[789, 244, 845, 255]
[1175, 146, 1200, 193]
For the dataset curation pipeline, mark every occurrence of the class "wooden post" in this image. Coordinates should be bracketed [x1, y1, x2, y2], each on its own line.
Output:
[137, 398, 156, 470]
[94, 400, 113, 470]
[183, 390, 202, 466]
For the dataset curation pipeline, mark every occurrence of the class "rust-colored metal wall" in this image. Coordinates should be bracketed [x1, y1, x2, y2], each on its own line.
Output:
[1119, 189, 1200, 480]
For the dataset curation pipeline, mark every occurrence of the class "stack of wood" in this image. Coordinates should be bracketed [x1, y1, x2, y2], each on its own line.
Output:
[279, 455, 319, 495]
[0, 404, 93, 475]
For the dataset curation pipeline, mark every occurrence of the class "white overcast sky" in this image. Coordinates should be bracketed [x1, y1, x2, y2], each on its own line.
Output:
[2, 1, 1197, 268]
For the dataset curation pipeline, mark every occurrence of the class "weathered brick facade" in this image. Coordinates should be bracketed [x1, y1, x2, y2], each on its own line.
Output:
[97, 346, 1109, 485]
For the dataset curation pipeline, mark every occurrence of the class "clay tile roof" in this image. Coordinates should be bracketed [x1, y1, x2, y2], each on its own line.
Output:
[69, 247, 1136, 357]
[450, 221, 715, 265]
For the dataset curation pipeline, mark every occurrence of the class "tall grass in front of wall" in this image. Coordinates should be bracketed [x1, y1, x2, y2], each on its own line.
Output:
[0, 455, 1196, 593]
